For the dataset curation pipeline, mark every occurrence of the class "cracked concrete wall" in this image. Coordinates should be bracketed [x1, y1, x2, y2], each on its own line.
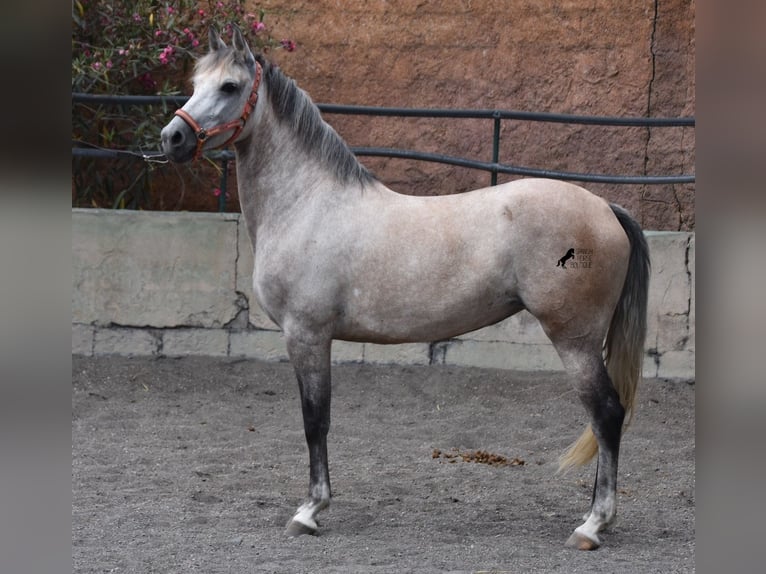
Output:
[72, 210, 694, 380]
[644, 231, 695, 378]
[72, 210, 242, 329]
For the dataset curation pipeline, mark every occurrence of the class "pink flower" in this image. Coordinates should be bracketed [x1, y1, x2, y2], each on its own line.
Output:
[91, 62, 101, 71]
[166, 7, 174, 14]
[106, 60, 113, 69]
[252, 21, 265, 33]
[158, 45, 175, 65]
[192, 39, 200, 47]
[212, 188, 222, 197]
[280, 39, 297, 52]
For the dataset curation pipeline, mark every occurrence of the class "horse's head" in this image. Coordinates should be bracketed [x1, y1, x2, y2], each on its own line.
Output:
[161, 25, 261, 163]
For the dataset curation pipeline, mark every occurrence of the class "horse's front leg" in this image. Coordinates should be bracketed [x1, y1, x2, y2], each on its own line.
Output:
[284, 331, 332, 536]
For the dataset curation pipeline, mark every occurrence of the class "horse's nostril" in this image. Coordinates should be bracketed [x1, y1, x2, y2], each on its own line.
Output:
[171, 131, 183, 145]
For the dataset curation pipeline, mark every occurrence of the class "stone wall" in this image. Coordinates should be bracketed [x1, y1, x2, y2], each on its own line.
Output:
[72, 209, 695, 380]
[252, 0, 695, 231]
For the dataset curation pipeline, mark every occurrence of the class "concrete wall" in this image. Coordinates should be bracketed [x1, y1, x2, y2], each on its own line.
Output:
[72, 209, 694, 380]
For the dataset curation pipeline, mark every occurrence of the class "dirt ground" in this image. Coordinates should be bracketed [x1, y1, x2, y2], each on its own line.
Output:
[72, 356, 694, 573]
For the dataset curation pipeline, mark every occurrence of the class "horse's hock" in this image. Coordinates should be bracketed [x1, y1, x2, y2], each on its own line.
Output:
[71, 209, 694, 381]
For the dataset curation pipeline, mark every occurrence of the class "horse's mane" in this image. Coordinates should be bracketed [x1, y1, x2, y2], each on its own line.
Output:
[255, 56, 376, 186]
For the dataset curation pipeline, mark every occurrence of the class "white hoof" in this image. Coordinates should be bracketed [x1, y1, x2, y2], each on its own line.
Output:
[284, 500, 327, 537]
[285, 517, 318, 537]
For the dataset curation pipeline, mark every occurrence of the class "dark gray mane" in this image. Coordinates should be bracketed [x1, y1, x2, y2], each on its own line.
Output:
[256, 56, 376, 186]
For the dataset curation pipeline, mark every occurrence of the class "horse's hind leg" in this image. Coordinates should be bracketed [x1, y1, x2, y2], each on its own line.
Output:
[283, 331, 332, 536]
[558, 347, 625, 550]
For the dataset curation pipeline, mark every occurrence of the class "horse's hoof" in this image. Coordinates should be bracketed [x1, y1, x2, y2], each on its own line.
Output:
[565, 530, 600, 551]
[285, 518, 318, 537]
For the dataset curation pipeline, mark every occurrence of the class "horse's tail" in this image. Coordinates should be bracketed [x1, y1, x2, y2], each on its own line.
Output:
[559, 204, 650, 471]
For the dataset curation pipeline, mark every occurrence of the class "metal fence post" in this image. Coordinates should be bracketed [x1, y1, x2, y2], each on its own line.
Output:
[491, 111, 501, 186]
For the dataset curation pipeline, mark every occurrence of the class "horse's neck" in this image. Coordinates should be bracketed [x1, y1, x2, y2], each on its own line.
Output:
[234, 113, 351, 242]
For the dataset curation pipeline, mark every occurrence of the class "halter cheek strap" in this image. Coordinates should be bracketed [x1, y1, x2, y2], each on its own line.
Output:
[174, 61, 263, 161]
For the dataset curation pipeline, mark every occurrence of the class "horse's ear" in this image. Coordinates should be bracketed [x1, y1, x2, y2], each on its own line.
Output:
[209, 26, 227, 52]
[231, 24, 255, 66]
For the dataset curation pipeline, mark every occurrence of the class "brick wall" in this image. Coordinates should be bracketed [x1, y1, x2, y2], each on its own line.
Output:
[254, 0, 694, 230]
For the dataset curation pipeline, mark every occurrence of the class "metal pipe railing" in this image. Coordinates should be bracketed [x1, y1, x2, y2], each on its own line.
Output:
[72, 93, 695, 211]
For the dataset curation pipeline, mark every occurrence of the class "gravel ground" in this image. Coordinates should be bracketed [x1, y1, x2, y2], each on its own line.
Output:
[72, 355, 694, 573]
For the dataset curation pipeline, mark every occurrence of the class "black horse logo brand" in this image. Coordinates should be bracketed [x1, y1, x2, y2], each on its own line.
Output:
[557, 248, 575, 269]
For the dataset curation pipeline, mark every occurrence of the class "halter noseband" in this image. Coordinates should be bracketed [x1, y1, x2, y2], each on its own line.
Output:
[174, 61, 263, 161]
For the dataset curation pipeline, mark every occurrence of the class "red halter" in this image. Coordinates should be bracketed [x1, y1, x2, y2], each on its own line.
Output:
[174, 61, 263, 161]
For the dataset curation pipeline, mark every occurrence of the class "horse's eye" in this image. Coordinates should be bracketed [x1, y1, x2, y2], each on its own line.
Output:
[220, 82, 239, 94]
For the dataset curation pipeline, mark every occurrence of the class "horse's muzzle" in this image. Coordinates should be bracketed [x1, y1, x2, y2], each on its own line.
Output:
[160, 117, 197, 163]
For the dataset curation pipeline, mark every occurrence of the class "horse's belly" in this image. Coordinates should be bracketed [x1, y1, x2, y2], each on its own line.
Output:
[333, 284, 523, 344]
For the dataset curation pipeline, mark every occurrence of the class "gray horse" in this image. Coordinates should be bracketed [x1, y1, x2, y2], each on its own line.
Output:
[161, 25, 650, 550]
